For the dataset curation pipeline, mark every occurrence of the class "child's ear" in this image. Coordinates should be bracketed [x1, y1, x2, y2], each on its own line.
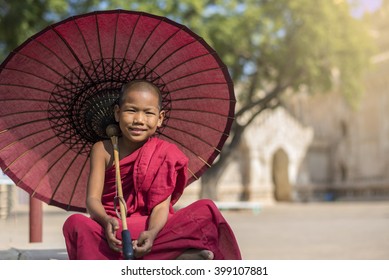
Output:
[114, 104, 120, 122]
[157, 110, 165, 127]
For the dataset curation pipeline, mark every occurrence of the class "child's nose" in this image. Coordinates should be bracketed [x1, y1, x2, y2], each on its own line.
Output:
[133, 112, 145, 123]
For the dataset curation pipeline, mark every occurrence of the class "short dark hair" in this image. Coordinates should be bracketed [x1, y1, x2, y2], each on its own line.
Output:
[118, 80, 162, 109]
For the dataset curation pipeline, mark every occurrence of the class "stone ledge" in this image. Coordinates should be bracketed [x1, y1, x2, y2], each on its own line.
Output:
[0, 248, 68, 260]
[214, 201, 261, 214]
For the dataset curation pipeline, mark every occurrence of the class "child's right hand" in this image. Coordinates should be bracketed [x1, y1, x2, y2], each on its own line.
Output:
[104, 216, 122, 252]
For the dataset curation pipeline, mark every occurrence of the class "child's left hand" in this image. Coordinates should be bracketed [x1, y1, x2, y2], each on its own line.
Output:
[132, 230, 157, 258]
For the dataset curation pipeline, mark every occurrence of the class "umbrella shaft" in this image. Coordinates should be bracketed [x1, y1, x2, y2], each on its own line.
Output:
[111, 136, 128, 231]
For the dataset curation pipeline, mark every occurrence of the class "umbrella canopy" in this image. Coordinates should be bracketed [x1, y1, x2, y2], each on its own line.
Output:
[0, 10, 235, 212]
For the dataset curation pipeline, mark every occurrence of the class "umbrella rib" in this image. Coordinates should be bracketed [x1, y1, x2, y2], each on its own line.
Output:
[0, 113, 74, 133]
[171, 106, 234, 118]
[159, 132, 212, 168]
[31, 132, 79, 198]
[66, 151, 89, 211]
[158, 51, 215, 80]
[95, 14, 107, 79]
[0, 97, 48, 103]
[49, 140, 89, 206]
[1, 109, 55, 118]
[169, 96, 232, 102]
[19, 38, 88, 89]
[166, 66, 227, 86]
[145, 40, 197, 81]
[2, 67, 79, 97]
[2, 119, 79, 174]
[167, 115, 230, 136]
[14, 123, 82, 188]
[73, 15, 99, 78]
[134, 19, 186, 79]
[0, 110, 87, 154]
[161, 125, 222, 154]
[124, 14, 161, 81]
[116, 14, 140, 80]
[0, 117, 49, 135]
[187, 168, 198, 181]
[0, 125, 57, 153]
[111, 12, 120, 83]
[168, 81, 234, 96]
[5, 132, 61, 175]
[51, 27, 94, 82]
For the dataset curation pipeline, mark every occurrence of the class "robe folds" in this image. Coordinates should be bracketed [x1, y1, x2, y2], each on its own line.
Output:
[63, 137, 242, 260]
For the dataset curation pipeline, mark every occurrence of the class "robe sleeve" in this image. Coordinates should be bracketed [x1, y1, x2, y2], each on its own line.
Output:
[145, 143, 188, 212]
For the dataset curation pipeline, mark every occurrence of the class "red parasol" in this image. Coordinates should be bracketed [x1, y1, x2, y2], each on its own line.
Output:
[0, 10, 235, 212]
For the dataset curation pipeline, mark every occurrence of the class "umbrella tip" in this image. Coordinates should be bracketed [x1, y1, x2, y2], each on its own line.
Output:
[106, 124, 120, 137]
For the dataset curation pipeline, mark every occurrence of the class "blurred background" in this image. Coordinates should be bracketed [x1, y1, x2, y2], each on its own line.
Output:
[0, 0, 388, 260]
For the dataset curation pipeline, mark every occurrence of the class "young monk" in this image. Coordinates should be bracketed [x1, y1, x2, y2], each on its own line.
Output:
[62, 80, 242, 260]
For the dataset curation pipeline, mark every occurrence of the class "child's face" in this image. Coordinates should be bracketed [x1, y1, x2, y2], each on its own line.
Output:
[114, 88, 164, 144]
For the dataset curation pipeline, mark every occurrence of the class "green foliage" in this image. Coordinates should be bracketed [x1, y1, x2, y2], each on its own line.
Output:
[0, 0, 101, 59]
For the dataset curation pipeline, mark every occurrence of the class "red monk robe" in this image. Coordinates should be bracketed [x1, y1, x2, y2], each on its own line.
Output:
[63, 137, 242, 260]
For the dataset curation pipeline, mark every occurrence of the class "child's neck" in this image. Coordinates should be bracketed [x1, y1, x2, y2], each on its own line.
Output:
[118, 137, 147, 159]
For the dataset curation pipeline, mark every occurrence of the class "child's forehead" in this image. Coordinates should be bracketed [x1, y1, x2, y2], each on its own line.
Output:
[123, 88, 159, 99]
[121, 89, 160, 108]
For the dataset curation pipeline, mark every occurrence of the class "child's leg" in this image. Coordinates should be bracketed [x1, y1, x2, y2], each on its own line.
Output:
[62, 213, 122, 260]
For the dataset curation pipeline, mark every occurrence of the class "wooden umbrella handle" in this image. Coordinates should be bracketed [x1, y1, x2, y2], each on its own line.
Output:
[106, 124, 134, 260]
[110, 135, 128, 230]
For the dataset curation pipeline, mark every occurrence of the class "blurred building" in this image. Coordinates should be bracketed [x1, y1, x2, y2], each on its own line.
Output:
[184, 5, 389, 205]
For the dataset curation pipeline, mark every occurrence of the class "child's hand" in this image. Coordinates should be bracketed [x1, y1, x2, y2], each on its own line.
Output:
[104, 217, 122, 252]
[133, 230, 156, 258]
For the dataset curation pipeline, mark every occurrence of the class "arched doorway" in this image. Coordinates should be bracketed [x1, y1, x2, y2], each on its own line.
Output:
[272, 148, 292, 201]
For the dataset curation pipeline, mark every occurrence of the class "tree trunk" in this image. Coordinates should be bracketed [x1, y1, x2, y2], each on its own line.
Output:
[199, 169, 219, 200]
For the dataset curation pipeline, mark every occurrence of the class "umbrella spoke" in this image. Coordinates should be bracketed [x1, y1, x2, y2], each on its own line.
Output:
[49, 140, 89, 207]
[169, 81, 234, 96]
[166, 66, 228, 86]
[19, 124, 85, 191]
[159, 125, 221, 154]
[51, 28, 94, 83]
[123, 14, 161, 82]
[3, 56, 83, 92]
[187, 168, 198, 181]
[158, 51, 212, 79]
[133, 19, 184, 79]
[144, 31, 196, 80]
[115, 14, 140, 80]
[95, 14, 108, 81]
[159, 132, 212, 170]
[168, 115, 230, 135]
[171, 107, 234, 118]
[66, 153, 89, 211]
[3, 119, 78, 174]
[110, 13, 120, 83]
[0, 113, 90, 153]
[73, 15, 97, 74]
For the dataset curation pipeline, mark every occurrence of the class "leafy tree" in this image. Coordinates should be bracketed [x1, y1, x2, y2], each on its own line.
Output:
[0, 0, 373, 200]
[0, 0, 104, 60]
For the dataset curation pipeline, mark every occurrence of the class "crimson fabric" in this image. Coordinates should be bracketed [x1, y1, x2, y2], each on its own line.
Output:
[0, 10, 235, 212]
[63, 138, 241, 260]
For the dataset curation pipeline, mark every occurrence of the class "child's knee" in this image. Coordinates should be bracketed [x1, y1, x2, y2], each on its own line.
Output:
[63, 213, 89, 233]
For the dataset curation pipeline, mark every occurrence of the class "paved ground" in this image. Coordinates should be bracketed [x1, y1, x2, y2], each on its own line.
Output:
[0, 201, 388, 260]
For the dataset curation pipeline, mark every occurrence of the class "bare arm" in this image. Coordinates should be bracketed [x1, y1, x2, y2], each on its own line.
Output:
[86, 141, 122, 252]
[133, 195, 171, 258]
